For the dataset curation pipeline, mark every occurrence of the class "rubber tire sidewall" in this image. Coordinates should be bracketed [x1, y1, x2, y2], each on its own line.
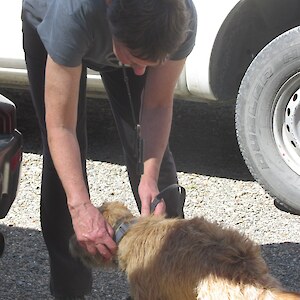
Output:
[236, 25, 300, 214]
[0, 232, 4, 257]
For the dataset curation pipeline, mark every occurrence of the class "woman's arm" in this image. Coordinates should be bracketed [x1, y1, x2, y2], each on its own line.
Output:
[44, 55, 117, 258]
[138, 58, 186, 216]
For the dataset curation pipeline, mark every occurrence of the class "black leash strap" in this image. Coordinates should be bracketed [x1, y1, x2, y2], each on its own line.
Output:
[136, 124, 144, 175]
[122, 65, 144, 175]
[150, 184, 186, 214]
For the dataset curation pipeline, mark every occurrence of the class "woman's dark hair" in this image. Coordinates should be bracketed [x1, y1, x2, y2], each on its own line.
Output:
[107, 0, 190, 62]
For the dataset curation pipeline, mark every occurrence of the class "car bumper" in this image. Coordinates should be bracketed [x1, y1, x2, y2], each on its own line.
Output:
[0, 95, 22, 218]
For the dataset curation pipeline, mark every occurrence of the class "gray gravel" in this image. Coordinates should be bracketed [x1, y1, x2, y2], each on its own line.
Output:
[0, 90, 300, 299]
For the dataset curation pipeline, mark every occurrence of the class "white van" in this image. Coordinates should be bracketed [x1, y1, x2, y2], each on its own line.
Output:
[1, 0, 300, 214]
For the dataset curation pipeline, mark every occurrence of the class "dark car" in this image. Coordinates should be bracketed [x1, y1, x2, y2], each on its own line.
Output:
[0, 94, 22, 256]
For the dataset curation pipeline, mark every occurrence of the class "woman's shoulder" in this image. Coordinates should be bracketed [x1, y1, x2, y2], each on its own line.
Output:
[22, 0, 106, 20]
[61, 0, 106, 15]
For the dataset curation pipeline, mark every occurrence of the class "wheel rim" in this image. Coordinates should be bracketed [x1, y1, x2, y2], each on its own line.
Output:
[273, 72, 300, 175]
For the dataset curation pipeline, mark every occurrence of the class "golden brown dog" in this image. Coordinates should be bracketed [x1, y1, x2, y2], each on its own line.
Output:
[69, 201, 300, 300]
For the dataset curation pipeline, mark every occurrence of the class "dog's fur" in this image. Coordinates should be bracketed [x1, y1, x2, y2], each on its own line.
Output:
[69, 201, 300, 300]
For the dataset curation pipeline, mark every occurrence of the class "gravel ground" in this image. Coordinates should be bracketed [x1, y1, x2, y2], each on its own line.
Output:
[0, 90, 300, 299]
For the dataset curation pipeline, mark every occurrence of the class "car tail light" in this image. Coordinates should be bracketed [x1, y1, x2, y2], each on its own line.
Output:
[0, 95, 16, 134]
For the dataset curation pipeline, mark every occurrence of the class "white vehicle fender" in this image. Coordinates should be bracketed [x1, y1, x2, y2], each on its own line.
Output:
[185, 0, 241, 100]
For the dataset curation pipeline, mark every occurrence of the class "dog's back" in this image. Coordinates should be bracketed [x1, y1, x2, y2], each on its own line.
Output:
[196, 277, 300, 300]
[118, 216, 299, 300]
[69, 202, 300, 300]
[273, 291, 300, 300]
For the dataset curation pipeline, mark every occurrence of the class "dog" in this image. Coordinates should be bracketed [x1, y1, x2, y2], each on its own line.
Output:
[69, 201, 300, 300]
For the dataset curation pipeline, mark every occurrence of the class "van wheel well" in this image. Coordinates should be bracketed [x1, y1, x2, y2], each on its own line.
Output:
[210, 0, 300, 101]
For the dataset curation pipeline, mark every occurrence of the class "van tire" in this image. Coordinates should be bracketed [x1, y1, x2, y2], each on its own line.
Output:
[236, 26, 300, 214]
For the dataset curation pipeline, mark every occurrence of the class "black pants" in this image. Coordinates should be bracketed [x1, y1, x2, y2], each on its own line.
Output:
[22, 12, 183, 297]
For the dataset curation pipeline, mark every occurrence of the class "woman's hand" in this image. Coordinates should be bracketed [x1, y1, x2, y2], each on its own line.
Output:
[138, 174, 166, 217]
[69, 202, 117, 261]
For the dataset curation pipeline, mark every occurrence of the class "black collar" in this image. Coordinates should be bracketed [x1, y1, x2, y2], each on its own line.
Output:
[114, 219, 137, 244]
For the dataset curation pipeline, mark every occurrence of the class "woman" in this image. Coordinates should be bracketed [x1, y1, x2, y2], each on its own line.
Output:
[22, 0, 197, 298]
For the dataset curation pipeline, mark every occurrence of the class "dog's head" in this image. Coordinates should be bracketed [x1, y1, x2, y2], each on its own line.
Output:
[69, 201, 135, 269]
[99, 201, 135, 228]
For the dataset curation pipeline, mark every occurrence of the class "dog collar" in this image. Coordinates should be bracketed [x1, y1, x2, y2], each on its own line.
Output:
[114, 219, 137, 244]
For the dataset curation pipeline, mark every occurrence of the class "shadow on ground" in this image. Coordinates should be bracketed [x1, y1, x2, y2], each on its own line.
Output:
[0, 88, 252, 182]
[0, 224, 129, 299]
[0, 224, 299, 299]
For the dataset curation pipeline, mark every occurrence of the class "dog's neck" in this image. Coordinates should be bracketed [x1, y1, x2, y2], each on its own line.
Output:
[114, 218, 137, 244]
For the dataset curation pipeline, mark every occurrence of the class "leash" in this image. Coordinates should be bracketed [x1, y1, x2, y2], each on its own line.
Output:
[122, 65, 144, 175]
[120, 67, 186, 241]
[150, 184, 186, 213]
[114, 184, 186, 244]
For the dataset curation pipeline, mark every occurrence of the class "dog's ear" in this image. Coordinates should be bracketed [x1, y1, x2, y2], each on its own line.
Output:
[99, 201, 134, 227]
[69, 234, 117, 269]
[98, 201, 126, 215]
[98, 202, 108, 214]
